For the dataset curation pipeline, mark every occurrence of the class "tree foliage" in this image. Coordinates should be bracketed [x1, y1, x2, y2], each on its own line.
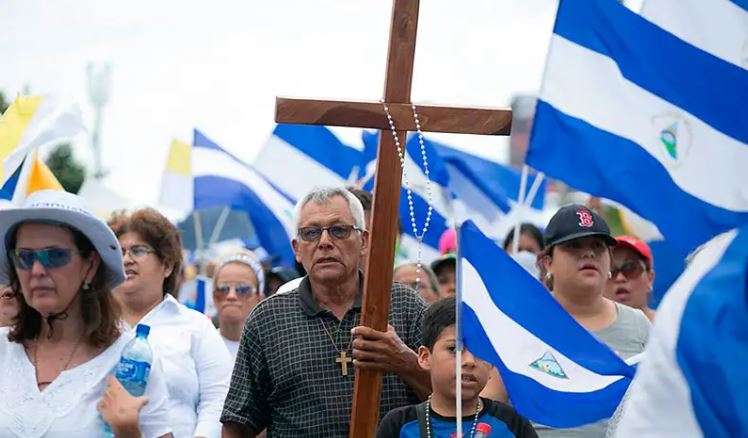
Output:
[0, 91, 8, 114]
[46, 144, 86, 194]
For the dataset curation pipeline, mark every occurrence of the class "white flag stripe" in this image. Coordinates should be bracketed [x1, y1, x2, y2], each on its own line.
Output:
[193, 147, 296, 237]
[401, 153, 454, 222]
[462, 259, 624, 393]
[642, 0, 748, 70]
[616, 230, 737, 437]
[447, 166, 506, 239]
[254, 135, 349, 200]
[542, 35, 748, 211]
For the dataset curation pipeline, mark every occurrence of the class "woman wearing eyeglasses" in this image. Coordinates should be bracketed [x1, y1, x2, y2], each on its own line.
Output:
[0, 190, 172, 438]
[604, 236, 656, 322]
[212, 250, 265, 361]
[109, 208, 232, 438]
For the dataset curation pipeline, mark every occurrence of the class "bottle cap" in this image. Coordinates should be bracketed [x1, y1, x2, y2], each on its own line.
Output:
[135, 323, 151, 337]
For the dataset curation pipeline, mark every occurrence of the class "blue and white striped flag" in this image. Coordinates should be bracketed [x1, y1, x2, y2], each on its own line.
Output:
[459, 220, 636, 428]
[361, 132, 545, 251]
[527, 0, 748, 255]
[614, 224, 748, 437]
[192, 129, 296, 266]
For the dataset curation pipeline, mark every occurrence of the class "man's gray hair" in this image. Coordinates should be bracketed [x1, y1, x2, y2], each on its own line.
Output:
[292, 187, 367, 231]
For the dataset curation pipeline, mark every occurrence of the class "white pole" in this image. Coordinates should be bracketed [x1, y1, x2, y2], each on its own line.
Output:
[455, 224, 463, 435]
[208, 206, 231, 247]
[512, 165, 530, 255]
[193, 211, 205, 275]
[524, 171, 546, 212]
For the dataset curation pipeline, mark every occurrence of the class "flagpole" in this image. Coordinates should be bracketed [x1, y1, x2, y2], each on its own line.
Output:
[208, 206, 231, 247]
[455, 223, 463, 435]
[512, 165, 530, 255]
[193, 210, 206, 275]
[524, 171, 545, 211]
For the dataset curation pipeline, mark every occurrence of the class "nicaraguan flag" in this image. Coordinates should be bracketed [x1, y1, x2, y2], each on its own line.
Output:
[425, 137, 546, 243]
[613, 224, 748, 437]
[192, 129, 296, 266]
[253, 124, 364, 199]
[361, 132, 542, 252]
[527, 0, 748, 255]
[459, 220, 636, 427]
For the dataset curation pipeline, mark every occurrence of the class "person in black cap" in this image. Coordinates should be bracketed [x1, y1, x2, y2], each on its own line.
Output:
[530, 204, 651, 437]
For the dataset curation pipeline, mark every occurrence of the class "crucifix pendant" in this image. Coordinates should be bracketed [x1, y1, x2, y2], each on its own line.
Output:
[335, 351, 353, 376]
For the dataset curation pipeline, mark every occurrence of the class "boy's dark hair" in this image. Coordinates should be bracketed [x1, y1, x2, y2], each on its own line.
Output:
[422, 296, 456, 350]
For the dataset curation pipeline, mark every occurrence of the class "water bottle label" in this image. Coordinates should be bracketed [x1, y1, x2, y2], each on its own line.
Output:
[116, 357, 151, 383]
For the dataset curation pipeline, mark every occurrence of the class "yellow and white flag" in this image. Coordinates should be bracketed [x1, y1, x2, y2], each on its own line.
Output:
[0, 95, 85, 188]
[158, 138, 192, 211]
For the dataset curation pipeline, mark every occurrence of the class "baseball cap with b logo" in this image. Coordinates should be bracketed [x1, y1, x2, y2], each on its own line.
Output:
[543, 204, 617, 248]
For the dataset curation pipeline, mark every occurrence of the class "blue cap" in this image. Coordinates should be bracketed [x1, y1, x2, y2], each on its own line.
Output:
[135, 324, 151, 338]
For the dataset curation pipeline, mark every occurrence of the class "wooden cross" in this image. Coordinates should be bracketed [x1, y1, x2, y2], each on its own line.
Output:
[336, 351, 354, 376]
[275, 1, 512, 436]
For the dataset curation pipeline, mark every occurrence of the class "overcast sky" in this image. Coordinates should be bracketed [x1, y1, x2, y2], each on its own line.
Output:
[1, 0, 560, 206]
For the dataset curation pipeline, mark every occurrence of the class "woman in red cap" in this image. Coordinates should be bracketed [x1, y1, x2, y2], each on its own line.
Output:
[604, 236, 656, 321]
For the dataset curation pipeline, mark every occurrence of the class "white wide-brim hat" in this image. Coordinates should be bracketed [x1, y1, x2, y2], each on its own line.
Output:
[0, 190, 126, 288]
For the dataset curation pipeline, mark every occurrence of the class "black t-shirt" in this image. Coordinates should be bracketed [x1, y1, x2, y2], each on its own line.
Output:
[377, 397, 538, 438]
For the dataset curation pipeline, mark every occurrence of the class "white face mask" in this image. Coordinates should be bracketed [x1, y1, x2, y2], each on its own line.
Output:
[511, 250, 540, 279]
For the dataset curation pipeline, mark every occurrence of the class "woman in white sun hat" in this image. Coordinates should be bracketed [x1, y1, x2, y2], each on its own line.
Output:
[0, 190, 173, 438]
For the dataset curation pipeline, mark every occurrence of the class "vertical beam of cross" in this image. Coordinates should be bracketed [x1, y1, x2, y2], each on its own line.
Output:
[348, 1, 420, 436]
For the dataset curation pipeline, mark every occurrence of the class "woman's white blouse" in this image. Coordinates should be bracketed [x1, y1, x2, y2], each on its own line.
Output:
[0, 327, 172, 438]
[127, 294, 232, 438]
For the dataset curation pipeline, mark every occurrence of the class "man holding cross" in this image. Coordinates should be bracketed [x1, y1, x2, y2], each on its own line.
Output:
[221, 187, 430, 438]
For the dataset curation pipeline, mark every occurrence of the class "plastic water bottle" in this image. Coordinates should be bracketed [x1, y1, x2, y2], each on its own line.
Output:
[103, 324, 153, 437]
[474, 422, 492, 438]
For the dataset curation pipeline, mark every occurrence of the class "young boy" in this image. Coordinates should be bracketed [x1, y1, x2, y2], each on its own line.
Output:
[377, 297, 537, 438]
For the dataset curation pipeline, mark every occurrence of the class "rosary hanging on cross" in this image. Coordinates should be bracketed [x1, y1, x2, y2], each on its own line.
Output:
[380, 99, 435, 293]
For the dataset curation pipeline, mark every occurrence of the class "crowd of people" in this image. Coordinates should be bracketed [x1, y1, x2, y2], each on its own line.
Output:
[0, 185, 660, 437]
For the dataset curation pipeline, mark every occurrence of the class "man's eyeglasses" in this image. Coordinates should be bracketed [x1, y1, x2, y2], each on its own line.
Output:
[610, 261, 647, 281]
[9, 248, 79, 270]
[215, 283, 258, 296]
[122, 245, 155, 259]
[297, 225, 362, 242]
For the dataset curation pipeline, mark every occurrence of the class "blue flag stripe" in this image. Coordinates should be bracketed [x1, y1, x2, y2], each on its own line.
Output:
[677, 228, 748, 436]
[730, 0, 748, 11]
[274, 124, 362, 179]
[528, 100, 748, 253]
[0, 165, 22, 201]
[554, 0, 748, 144]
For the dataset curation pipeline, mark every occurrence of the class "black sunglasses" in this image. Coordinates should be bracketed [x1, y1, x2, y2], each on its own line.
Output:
[215, 283, 258, 296]
[10, 248, 79, 270]
[297, 225, 362, 242]
[610, 261, 647, 280]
